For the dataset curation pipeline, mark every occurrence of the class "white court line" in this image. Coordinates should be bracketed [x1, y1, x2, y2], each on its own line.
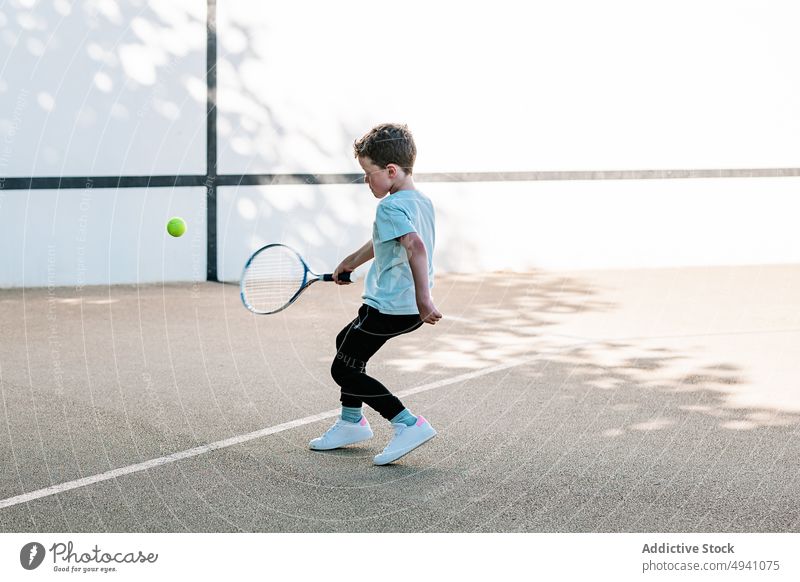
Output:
[0, 348, 578, 511]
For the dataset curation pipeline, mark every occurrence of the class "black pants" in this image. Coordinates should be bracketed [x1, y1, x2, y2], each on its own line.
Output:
[331, 304, 423, 420]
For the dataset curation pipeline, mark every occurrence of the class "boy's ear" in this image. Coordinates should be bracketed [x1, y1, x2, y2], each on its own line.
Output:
[386, 163, 398, 178]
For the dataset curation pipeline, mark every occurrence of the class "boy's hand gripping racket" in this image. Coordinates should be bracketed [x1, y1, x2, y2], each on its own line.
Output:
[240, 243, 351, 314]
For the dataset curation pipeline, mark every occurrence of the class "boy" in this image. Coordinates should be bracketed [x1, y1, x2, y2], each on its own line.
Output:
[309, 123, 442, 465]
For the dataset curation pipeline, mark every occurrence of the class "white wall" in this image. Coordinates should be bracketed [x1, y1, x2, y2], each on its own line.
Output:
[0, 0, 206, 177]
[1, 0, 799, 288]
[0, 186, 206, 288]
[216, 0, 800, 175]
[218, 177, 800, 281]
[0, 0, 207, 288]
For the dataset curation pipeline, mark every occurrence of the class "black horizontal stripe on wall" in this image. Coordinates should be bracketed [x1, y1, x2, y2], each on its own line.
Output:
[2, 168, 799, 192]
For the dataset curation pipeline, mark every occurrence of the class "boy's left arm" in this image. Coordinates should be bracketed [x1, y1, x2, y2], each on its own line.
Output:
[399, 232, 442, 325]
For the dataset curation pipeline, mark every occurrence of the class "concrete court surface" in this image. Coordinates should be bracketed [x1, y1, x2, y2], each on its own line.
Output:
[0, 265, 798, 533]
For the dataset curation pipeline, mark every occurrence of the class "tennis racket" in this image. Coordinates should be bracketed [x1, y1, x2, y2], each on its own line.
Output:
[240, 243, 352, 314]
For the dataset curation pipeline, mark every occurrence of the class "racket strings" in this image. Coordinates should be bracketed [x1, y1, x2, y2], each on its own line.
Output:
[242, 248, 307, 313]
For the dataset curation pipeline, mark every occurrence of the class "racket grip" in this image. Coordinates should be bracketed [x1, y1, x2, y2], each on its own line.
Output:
[323, 272, 351, 282]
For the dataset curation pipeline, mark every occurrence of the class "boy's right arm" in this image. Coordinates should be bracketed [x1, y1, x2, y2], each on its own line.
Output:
[333, 239, 373, 284]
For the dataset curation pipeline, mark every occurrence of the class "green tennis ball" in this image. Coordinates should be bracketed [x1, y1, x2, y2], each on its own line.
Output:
[166, 217, 186, 237]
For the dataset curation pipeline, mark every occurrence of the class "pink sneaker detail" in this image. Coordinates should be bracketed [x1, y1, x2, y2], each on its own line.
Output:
[416, 416, 426, 427]
[360, 416, 368, 426]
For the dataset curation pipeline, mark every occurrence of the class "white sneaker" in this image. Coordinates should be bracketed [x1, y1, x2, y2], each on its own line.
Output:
[373, 416, 437, 465]
[309, 416, 374, 451]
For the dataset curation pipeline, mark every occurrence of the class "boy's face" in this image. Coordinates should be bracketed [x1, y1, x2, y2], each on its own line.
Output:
[358, 156, 392, 198]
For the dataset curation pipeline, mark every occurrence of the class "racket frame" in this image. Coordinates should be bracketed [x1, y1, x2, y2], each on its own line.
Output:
[240, 243, 319, 315]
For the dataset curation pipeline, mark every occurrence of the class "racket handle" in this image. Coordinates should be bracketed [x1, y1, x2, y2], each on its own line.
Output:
[323, 272, 351, 282]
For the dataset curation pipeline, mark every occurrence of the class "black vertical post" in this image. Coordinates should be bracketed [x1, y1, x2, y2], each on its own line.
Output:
[206, 0, 218, 282]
